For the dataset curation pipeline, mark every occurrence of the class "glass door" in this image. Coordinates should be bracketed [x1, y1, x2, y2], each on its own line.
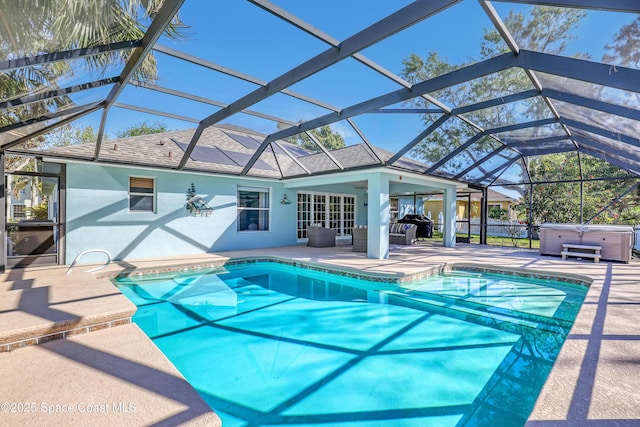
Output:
[329, 195, 341, 235]
[297, 193, 312, 239]
[5, 159, 62, 268]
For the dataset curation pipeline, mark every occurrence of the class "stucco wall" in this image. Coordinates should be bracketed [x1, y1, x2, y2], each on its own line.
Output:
[65, 163, 298, 262]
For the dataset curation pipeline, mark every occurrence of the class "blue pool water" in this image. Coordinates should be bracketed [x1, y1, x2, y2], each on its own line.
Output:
[114, 262, 587, 427]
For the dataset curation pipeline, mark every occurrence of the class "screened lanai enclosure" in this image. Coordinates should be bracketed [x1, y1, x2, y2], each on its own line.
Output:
[1, 0, 639, 256]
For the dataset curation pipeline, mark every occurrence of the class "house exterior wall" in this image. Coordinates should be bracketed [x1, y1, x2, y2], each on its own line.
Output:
[65, 163, 298, 263]
[424, 200, 445, 222]
[424, 199, 514, 221]
[424, 200, 475, 220]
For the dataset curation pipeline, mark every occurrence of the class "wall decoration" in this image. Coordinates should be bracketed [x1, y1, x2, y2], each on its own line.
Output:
[185, 183, 214, 216]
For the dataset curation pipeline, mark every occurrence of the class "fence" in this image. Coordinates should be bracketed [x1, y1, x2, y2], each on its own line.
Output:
[456, 219, 529, 239]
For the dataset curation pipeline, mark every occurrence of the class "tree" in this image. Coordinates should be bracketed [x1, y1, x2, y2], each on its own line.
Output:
[0, 0, 186, 82]
[43, 124, 99, 148]
[603, 16, 640, 68]
[517, 153, 640, 225]
[277, 123, 345, 151]
[0, 1, 186, 144]
[489, 206, 508, 220]
[401, 7, 640, 226]
[186, 182, 196, 201]
[400, 7, 587, 176]
[602, 16, 640, 108]
[28, 201, 49, 221]
[116, 120, 168, 138]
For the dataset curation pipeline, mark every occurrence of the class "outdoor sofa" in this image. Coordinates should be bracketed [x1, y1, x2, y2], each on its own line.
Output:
[389, 223, 417, 245]
[352, 223, 417, 252]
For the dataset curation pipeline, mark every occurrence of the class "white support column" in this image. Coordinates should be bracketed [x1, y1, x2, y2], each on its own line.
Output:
[367, 173, 390, 259]
[443, 186, 457, 248]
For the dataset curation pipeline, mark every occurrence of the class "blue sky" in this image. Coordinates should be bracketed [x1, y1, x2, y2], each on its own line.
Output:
[72, 0, 635, 152]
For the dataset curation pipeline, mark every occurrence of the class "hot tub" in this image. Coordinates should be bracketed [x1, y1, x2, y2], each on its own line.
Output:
[540, 223, 634, 263]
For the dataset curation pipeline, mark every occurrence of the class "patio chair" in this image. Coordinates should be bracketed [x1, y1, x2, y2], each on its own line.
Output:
[352, 226, 367, 252]
[307, 224, 336, 247]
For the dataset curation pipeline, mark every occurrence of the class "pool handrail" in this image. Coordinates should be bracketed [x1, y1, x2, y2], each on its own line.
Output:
[66, 249, 112, 275]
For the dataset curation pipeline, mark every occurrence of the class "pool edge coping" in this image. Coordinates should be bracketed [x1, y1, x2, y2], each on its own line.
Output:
[104, 255, 593, 288]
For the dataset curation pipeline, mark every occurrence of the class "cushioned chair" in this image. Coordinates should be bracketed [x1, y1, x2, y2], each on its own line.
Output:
[307, 225, 336, 247]
[352, 227, 368, 252]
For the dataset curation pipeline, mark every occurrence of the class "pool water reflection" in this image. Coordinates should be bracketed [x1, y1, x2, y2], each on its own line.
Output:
[115, 262, 586, 427]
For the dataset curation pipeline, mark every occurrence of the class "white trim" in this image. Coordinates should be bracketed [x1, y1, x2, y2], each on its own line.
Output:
[238, 185, 270, 193]
[236, 186, 271, 232]
[284, 167, 467, 190]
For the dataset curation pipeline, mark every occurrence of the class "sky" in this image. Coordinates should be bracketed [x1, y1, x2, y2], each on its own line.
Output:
[69, 0, 636, 154]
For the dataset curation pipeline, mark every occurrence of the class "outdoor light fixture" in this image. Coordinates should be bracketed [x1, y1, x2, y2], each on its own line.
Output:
[280, 194, 292, 205]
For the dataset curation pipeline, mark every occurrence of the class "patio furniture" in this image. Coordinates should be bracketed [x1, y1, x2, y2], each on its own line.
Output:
[307, 224, 336, 248]
[399, 214, 433, 238]
[389, 223, 417, 245]
[352, 227, 367, 252]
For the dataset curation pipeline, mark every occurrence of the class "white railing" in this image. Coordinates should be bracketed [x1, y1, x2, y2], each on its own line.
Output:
[66, 249, 112, 275]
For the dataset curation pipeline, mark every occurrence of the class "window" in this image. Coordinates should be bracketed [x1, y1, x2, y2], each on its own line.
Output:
[12, 205, 27, 219]
[313, 194, 326, 226]
[129, 177, 155, 212]
[237, 187, 270, 231]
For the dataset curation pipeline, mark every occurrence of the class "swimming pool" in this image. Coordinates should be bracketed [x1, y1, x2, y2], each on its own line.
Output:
[114, 261, 587, 427]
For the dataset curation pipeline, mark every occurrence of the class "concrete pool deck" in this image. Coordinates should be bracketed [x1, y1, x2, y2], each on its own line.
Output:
[0, 242, 638, 426]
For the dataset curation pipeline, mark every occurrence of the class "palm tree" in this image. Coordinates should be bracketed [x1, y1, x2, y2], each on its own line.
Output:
[0, 0, 186, 127]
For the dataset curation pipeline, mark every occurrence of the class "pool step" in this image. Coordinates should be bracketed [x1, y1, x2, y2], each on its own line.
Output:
[561, 243, 601, 263]
[418, 288, 570, 328]
[384, 291, 569, 334]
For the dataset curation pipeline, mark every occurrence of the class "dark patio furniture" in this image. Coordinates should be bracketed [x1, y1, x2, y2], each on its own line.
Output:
[389, 223, 417, 245]
[352, 227, 368, 252]
[399, 214, 433, 238]
[307, 225, 336, 248]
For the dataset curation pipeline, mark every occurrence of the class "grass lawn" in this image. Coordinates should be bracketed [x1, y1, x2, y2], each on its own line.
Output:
[423, 232, 541, 249]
